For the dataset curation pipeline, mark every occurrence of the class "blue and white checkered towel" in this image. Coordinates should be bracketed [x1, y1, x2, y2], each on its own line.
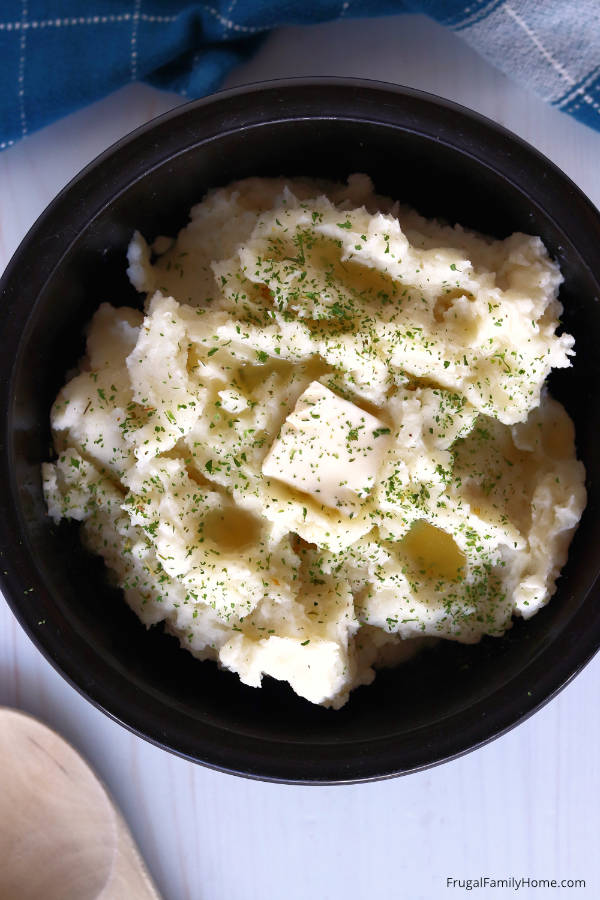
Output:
[1, 1, 599, 151]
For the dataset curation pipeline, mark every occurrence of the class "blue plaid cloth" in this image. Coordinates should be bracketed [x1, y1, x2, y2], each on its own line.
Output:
[1, 1, 599, 151]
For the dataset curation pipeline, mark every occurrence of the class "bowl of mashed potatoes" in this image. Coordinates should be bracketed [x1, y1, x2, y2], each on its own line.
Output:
[2, 79, 600, 782]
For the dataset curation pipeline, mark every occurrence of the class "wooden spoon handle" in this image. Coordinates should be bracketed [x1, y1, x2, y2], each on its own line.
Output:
[101, 815, 161, 899]
[0, 708, 161, 900]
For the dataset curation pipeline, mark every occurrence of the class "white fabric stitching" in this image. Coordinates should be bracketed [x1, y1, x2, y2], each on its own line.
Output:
[131, 0, 141, 80]
[558, 63, 600, 110]
[18, 0, 27, 136]
[0, 16, 131, 30]
[201, 4, 261, 34]
[505, 3, 574, 85]
[454, 0, 503, 32]
[0, 13, 177, 31]
[225, 0, 239, 29]
[504, 3, 599, 113]
[140, 13, 177, 23]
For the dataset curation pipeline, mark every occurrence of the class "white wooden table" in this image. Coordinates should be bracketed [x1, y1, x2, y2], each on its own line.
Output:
[1, 15, 599, 900]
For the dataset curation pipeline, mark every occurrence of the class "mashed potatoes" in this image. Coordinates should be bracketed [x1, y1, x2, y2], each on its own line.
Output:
[42, 175, 586, 708]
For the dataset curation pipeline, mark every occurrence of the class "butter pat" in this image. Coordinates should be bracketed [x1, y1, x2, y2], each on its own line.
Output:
[262, 381, 392, 514]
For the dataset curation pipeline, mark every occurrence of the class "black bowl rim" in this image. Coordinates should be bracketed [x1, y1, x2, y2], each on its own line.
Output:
[1, 76, 600, 784]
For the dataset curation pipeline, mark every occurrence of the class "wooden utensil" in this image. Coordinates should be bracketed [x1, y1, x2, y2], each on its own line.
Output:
[0, 708, 161, 899]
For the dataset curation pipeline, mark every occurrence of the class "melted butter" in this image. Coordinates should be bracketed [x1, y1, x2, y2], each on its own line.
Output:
[315, 237, 399, 302]
[542, 413, 574, 459]
[433, 288, 475, 322]
[237, 357, 294, 392]
[400, 519, 466, 581]
[203, 507, 262, 551]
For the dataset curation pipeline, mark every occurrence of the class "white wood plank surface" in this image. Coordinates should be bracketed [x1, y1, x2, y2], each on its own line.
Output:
[1, 14, 599, 900]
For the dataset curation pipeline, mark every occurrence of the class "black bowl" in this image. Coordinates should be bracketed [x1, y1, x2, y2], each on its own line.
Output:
[2, 79, 600, 784]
